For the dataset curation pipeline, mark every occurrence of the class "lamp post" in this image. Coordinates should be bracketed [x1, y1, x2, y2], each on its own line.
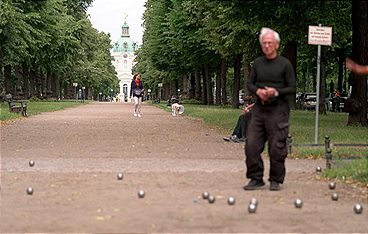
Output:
[148, 89, 151, 102]
[72, 83, 78, 101]
[158, 83, 163, 101]
[82, 87, 86, 103]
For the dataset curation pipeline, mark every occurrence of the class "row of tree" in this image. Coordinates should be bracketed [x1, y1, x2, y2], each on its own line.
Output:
[0, 0, 118, 100]
[135, 0, 367, 126]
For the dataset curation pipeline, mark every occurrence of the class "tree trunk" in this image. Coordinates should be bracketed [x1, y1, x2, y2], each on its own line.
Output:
[23, 64, 30, 99]
[30, 69, 36, 98]
[319, 47, 327, 114]
[194, 66, 201, 101]
[204, 64, 213, 105]
[14, 65, 23, 99]
[243, 59, 250, 96]
[201, 66, 207, 105]
[232, 54, 241, 108]
[215, 62, 221, 105]
[283, 40, 297, 108]
[220, 59, 227, 105]
[5, 65, 12, 94]
[46, 72, 53, 98]
[189, 73, 195, 100]
[51, 73, 57, 98]
[337, 48, 345, 93]
[348, 0, 368, 126]
[0, 55, 3, 96]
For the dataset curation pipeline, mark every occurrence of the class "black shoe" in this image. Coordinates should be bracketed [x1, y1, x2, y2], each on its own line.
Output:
[270, 181, 280, 191]
[243, 179, 265, 190]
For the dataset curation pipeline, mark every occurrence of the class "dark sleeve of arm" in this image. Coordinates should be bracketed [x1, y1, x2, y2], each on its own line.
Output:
[130, 81, 134, 97]
[278, 61, 296, 97]
[247, 64, 258, 95]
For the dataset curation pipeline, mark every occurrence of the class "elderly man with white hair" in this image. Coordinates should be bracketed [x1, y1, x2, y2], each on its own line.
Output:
[243, 27, 296, 191]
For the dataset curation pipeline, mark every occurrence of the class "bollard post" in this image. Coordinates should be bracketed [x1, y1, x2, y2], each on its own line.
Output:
[324, 135, 330, 152]
[326, 148, 332, 169]
[286, 134, 293, 154]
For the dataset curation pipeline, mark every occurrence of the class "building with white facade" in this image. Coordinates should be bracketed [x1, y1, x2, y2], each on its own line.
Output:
[111, 20, 138, 101]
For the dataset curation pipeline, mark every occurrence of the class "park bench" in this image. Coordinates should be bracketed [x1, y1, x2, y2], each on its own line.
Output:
[5, 94, 28, 116]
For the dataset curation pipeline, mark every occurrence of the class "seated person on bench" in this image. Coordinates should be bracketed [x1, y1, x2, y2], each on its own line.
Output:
[223, 96, 254, 143]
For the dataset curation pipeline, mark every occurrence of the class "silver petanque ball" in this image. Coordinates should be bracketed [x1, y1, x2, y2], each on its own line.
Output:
[138, 190, 145, 198]
[329, 182, 336, 190]
[26, 187, 33, 195]
[249, 197, 258, 206]
[29, 160, 35, 167]
[248, 203, 257, 213]
[353, 204, 363, 214]
[294, 198, 303, 208]
[208, 195, 216, 204]
[202, 191, 210, 200]
[117, 173, 124, 180]
[331, 192, 339, 201]
[227, 196, 236, 205]
[316, 166, 322, 173]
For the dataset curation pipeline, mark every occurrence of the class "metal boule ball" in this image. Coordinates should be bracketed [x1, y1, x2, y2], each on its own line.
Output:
[353, 204, 363, 214]
[26, 187, 33, 195]
[138, 190, 145, 198]
[29, 160, 35, 167]
[117, 173, 124, 180]
[249, 197, 258, 206]
[248, 203, 257, 213]
[227, 196, 236, 205]
[208, 195, 216, 204]
[202, 191, 210, 200]
[331, 192, 339, 201]
[316, 166, 322, 173]
[294, 198, 303, 208]
[329, 182, 336, 190]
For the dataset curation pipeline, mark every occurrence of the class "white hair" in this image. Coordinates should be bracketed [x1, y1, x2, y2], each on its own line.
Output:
[259, 27, 280, 45]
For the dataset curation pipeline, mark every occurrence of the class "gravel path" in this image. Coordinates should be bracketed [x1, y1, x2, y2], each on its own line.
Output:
[1, 102, 367, 233]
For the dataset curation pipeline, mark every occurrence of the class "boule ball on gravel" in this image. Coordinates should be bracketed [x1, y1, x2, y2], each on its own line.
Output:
[117, 173, 124, 180]
[29, 160, 35, 167]
[227, 196, 236, 205]
[202, 192, 209, 200]
[208, 195, 216, 204]
[353, 204, 363, 214]
[316, 166, 322, 173]
[138, 190, 145, 198]
[248, 203, 257, 213]
[249, 197, 258, 206]
[328, 182, 336, 190]
[26, 187, 33, 195]
[294, 198, 303, 208]
[331, 192, 339, 201]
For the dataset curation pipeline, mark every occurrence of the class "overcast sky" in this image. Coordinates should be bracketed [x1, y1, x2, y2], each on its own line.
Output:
[87, 0, 146, 45]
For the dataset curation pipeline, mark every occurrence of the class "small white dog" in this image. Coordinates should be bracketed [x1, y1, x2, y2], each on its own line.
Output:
[171, 103, 184, 116]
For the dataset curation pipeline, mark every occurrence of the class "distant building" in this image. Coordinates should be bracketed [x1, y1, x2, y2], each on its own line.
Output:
[111, 20, 138, 101]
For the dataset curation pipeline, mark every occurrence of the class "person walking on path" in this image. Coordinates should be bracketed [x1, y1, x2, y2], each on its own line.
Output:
[130, 73, 145, 117]
[243, 27, 296, 191]
[346, 58, 368, 75]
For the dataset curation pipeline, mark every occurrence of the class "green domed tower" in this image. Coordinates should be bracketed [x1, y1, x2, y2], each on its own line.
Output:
[111, 19, 138, 101]
[112, 21, 138, 52]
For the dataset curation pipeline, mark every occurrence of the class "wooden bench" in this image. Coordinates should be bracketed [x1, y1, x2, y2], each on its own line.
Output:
[5, 94, 28, 116]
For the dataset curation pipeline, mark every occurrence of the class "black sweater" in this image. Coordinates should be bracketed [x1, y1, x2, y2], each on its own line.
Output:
[248, 55, 296, 104]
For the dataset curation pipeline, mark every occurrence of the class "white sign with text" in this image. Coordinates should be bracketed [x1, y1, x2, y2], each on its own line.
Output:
[308, 25, 332, 46]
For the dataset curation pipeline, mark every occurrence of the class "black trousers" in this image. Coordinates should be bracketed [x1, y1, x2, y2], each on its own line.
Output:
[245, 101, 289, 183]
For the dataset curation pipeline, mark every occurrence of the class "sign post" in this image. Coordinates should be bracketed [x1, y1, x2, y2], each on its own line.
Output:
[308, 24, 332, 144]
